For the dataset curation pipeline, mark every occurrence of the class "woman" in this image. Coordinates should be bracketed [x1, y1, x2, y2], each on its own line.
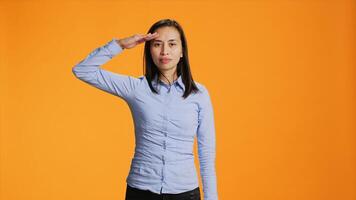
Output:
[72, 19, 218, 200]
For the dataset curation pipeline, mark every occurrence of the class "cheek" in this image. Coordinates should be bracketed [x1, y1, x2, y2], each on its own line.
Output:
[173, 50, 182, 60]
[150, 51, 161, 66]
[174, 48, 182, 57]
[150, 50, 159, 60]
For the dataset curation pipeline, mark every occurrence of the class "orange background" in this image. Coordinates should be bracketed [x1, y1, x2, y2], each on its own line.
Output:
[1, 0, 355, 199]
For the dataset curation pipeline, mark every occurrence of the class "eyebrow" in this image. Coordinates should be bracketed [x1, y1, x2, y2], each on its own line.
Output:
[152, 39, 178, 42]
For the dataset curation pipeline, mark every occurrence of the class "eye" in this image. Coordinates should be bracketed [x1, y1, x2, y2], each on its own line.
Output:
[170, 43, 176, 46]
[153, 43, 160, 47]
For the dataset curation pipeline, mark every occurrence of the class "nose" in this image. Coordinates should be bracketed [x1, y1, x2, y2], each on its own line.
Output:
[160, 43, 169, 55]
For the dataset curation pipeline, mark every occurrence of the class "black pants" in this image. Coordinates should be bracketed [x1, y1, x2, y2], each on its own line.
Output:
[125, 184, 201, 200]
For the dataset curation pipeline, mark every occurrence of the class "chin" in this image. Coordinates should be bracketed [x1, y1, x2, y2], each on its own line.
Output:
[157, 64, 177, 71]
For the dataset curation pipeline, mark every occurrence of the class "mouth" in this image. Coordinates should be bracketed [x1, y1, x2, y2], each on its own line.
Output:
[159, 59, 172, 64]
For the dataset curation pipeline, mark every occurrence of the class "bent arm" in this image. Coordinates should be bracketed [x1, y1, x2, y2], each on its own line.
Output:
[72, 38, 139, 101]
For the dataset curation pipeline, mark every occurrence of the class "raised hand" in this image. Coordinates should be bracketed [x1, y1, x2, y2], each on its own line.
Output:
[117, 32, 159, 49]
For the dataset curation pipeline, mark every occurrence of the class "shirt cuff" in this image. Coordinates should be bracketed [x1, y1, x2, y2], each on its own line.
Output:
[105, 38, 124, 56]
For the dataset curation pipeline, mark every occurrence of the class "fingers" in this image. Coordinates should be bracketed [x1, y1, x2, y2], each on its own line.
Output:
[144, 32, 159, 41]
[135, 32, 159, 45]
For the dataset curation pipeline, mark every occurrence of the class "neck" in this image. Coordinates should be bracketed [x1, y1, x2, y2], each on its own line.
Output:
[158, 68, 178, 85]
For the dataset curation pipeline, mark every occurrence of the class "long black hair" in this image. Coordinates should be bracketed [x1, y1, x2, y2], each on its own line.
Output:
[143, 18, 200, 99]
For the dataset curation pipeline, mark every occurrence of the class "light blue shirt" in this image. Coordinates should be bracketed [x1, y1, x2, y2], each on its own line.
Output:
[72, 38, 218, 200]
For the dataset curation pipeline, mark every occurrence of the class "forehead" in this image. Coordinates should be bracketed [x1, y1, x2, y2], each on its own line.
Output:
[152, 26, 181, 42]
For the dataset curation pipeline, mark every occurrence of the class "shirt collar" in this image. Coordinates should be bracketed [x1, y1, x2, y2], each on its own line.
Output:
[152, 74, 185, 91]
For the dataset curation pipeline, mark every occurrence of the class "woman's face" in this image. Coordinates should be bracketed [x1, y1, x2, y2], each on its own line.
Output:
[150, 26, 183, 73]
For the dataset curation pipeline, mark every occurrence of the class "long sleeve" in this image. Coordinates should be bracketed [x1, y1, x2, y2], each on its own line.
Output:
[197, 85, 218, 200]
[72, 38, 139, 101]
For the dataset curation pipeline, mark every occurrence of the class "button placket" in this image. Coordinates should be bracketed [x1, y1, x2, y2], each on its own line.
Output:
[160, 87, 172, 192]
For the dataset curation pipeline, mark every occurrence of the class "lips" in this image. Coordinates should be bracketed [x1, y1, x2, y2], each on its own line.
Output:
[160, 58, 172, 64]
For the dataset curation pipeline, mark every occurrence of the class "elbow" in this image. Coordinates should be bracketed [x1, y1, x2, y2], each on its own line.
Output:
[71, 64, 98, 83]
[72, 66, 78, 77]
[72, 65, 82, 79]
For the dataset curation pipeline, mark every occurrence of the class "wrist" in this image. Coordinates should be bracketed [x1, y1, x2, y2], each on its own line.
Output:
[116, 39, 125, 49]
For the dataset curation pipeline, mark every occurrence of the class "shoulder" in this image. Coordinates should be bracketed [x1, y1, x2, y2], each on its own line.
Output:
[193, 81, 213, 108]
[124, 75, 146, 92]
[193, 82, 214, 114]
[130, 75, 145, 83]
[194, 81, 209, 96]
[132, 75, 149, 91]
